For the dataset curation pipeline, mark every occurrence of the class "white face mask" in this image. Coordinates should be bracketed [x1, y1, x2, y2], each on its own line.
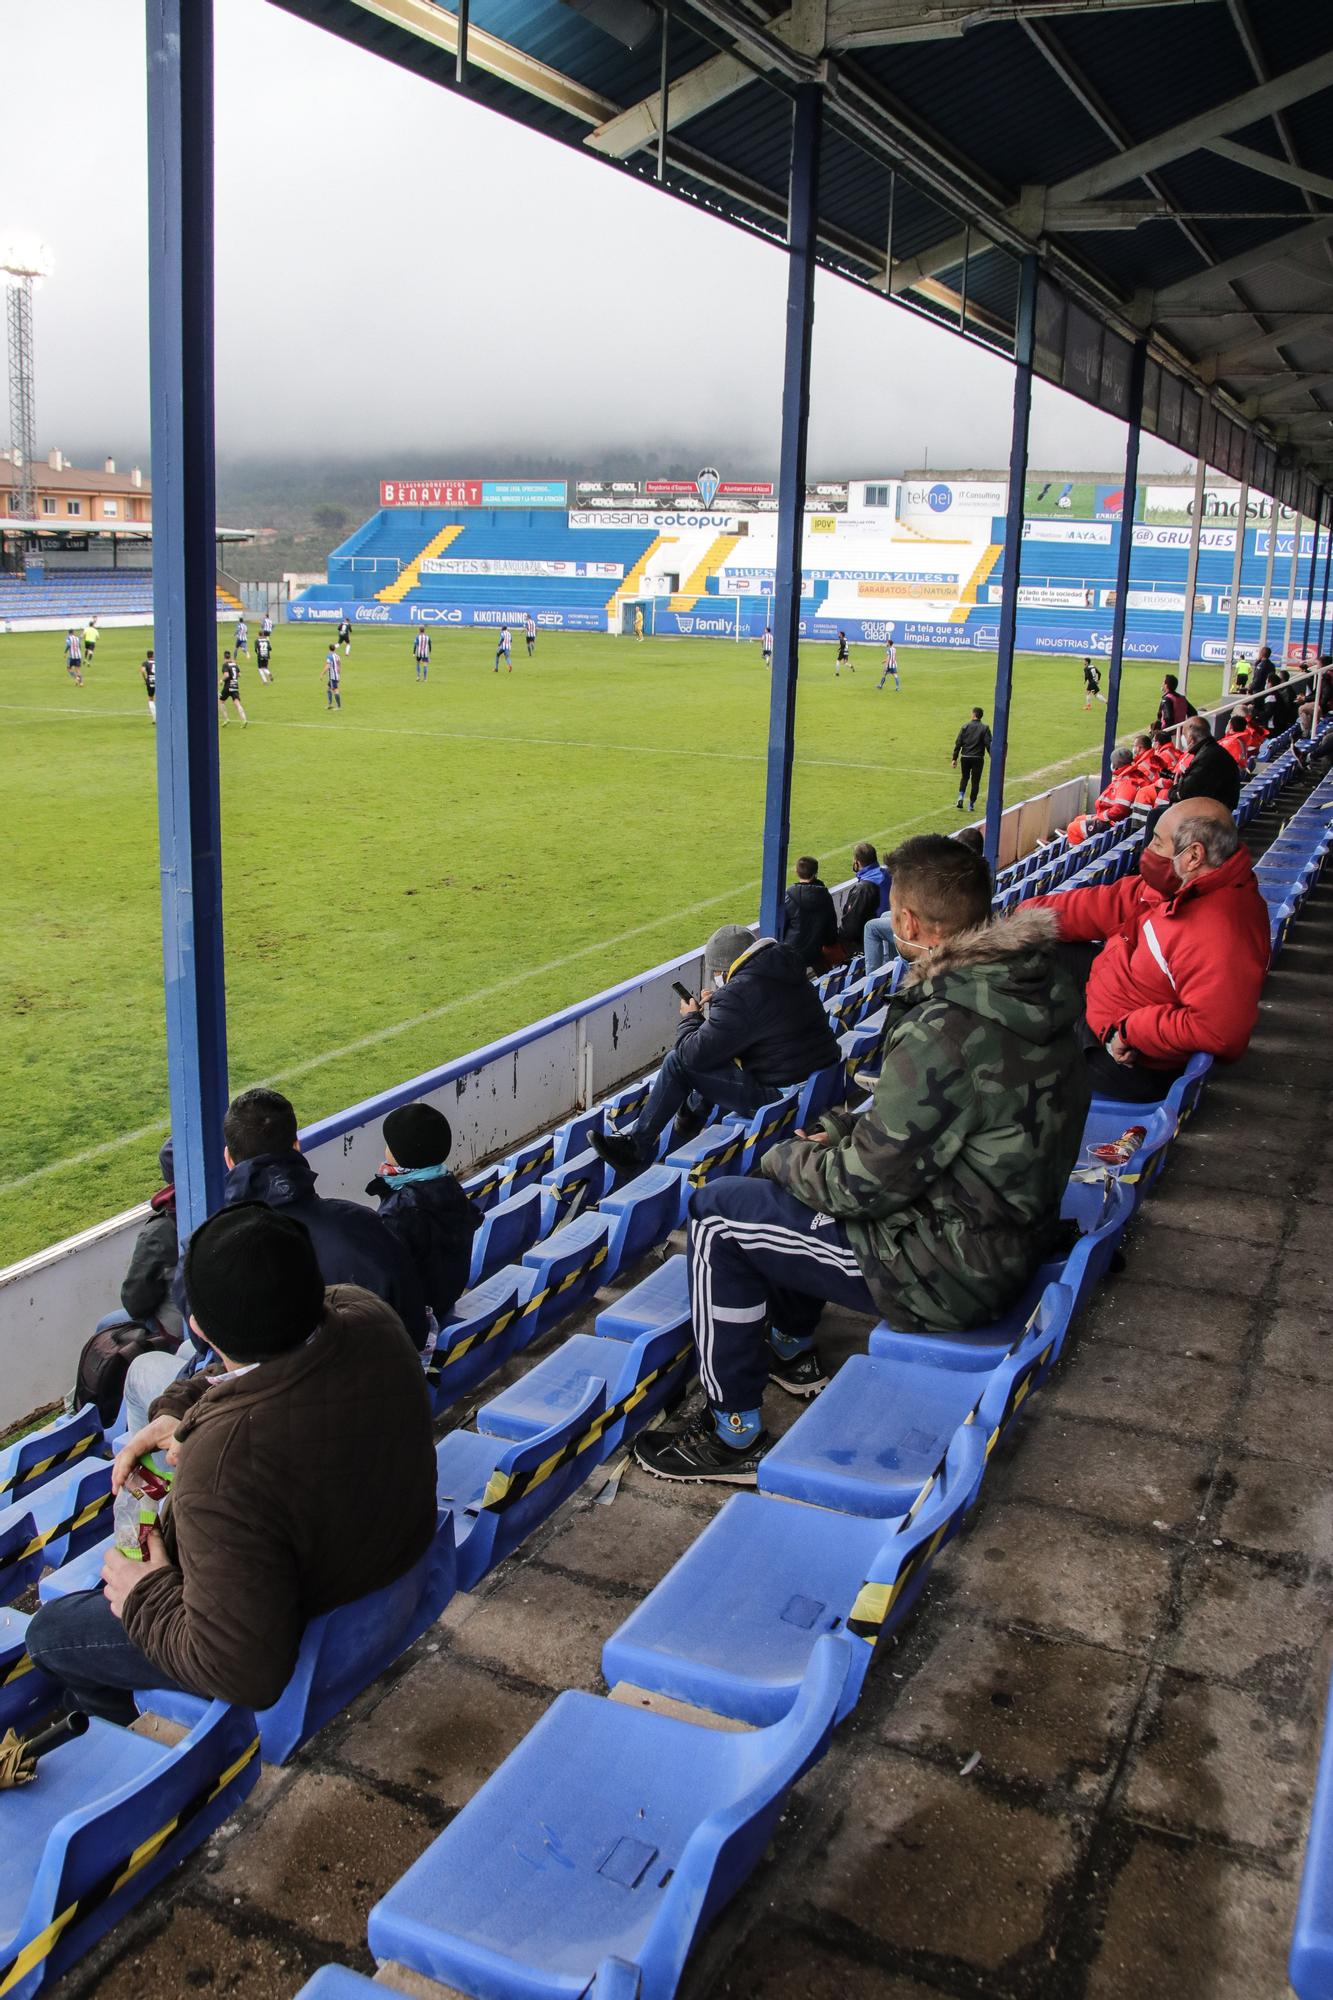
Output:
[712, 970, 726, 988]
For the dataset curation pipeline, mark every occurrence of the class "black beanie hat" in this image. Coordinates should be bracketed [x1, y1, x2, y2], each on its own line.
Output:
[184, 1203, 325, 1363]
[384, 1102, 453, 1169]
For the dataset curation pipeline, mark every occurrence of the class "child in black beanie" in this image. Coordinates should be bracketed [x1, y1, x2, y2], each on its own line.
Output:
[366, 1103, 480, 1332]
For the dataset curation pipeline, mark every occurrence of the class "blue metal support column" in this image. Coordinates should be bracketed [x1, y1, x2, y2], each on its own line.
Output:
[1100, 340, 1147, 787]
[1299, 494, 1323, 662]
[146, 0, 230, 1236]
[1318, 495, 1333, 656]
[758, 84, 821, 942]
[983, 254, 1036, 870]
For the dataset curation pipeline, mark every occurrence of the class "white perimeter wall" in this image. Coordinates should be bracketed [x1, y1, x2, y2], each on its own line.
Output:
[0, 769, 1109, 1429]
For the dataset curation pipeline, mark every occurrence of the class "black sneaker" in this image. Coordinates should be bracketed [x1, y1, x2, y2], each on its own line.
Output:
[768, 1343, 828, 1398]
[634, 1411, 769, 1484]
[591, 1129, 646, 1173]
[669, 1099, 709, 1147]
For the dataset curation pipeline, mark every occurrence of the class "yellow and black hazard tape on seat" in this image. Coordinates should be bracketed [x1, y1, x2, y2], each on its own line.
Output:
[980, 1338, 1055, 1457]
[845, 1520, 952, 1645]
[425, 1302, 522, 1384]
[0, 1487, 113, 1582]
[686, 1131, 745, 1187]
[1, 1648, 38, 1691]
[480, 1342, 693, 1514]
[0, 1732, 260, 1998]
[498, 1139, 556, 1196]
[426, 1240, 610, 1386]
[0, 1431, 100, 1500]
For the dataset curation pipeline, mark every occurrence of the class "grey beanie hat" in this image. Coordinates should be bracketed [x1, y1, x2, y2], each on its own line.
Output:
[703, 924, 759, 981]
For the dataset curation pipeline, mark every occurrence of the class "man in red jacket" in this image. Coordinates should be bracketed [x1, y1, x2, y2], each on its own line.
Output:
[1026, 797, 1269, 1102]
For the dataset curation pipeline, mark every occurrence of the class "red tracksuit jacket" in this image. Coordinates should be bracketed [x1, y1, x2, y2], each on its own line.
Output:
[1028, 846, 1270, 1069]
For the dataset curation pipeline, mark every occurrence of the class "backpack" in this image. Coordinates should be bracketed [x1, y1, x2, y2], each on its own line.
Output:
[75, 1320, 182, 1429]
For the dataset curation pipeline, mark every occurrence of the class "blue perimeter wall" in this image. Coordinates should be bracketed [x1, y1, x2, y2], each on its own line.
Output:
[287, 598, 1210, 659]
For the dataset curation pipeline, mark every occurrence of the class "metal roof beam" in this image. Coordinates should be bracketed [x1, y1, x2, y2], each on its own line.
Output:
[1048, 50, 1333, 204]
[824, 0, 1204, 50]
[1154, 213, 1333, 307]
[586, 39, 754, 155]
[1206, 137, 1333, 204]
[1191, 311, 1333, 363]
[340, 0, 617, 120]
[1252, 375, 1333, 411]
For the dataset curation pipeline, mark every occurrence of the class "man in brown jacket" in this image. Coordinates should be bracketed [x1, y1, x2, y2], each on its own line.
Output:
[27, 1203, 438, 1724]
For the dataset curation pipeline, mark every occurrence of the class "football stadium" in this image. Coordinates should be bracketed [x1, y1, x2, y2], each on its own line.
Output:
[4, 4, 1333, 1999]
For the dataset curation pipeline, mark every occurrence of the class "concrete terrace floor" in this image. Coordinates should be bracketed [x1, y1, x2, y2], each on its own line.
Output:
[52, 836, 1333, 2000]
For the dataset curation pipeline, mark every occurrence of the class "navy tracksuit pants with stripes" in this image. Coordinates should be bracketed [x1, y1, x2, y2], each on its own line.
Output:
[687, 1176, 877, 1413]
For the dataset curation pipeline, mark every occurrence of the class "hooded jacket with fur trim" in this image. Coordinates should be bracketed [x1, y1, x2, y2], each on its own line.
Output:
[762, 907, 1089, 1332]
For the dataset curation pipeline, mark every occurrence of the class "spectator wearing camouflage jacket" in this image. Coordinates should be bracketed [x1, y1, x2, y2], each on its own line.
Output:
[636, 835, 1090, 1484]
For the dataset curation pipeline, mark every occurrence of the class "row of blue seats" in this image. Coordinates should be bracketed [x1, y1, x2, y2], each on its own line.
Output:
[2, 749, 1315, 1999]
[303, 1045, 1226, 2000]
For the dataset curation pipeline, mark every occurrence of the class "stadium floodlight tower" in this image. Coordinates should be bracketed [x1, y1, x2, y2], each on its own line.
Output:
[0, 234, 53, 527]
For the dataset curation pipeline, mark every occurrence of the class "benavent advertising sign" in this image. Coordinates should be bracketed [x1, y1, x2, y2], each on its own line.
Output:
[379, 479, 567, 507]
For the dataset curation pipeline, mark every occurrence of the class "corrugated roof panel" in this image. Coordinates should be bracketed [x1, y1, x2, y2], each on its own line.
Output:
[849, 29, 1105, 194]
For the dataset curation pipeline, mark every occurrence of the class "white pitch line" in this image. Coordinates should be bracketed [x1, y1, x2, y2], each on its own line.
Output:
[0, 696, 928, 772]
[0, 786, 970, 1200]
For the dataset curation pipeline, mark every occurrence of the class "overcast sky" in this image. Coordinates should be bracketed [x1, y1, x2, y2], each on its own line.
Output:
[7, 0, 1191, 478]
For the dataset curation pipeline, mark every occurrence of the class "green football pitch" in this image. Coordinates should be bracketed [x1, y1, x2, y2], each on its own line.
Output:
[0, 620, 1167, 1267]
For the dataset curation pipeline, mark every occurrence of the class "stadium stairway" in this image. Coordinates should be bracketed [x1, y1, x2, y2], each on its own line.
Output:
[668, 533, 742, 613]
[8, 755, 1333, 1999]
[376, 523, 465, 604]
[948, 539, 1004, 622]
[607, 533, 673, 616]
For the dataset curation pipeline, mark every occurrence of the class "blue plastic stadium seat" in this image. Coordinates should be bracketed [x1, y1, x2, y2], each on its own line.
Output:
[469, 1183, 546, 1287]
[0, 1607, 59, 1734]
[437, 1381, 607, 1592]
[599, 1163, 685, 1274]
[136, 1524, 458, 1763]
[727, 1094, 799, 1174]
[0, 1701, 260, 2000]
[869, 1259, 1063, 1371]
[793, 1060, 846, 1130]
[1087, 1049, 1212, 1127]
[1075, 1103, 1176, 1206]
[37, 1533, 111, 1604]
[517, 1213, 614, 1345]
[602, 1423, 986, 1728]
[602, 1077, 654, 1133]
[761, 1286, 1073, 1517]
[462, 1162, 504, 1215]
[595, 1253, 689, 1344]
[540, 1146, 612, 1234]
[0, 1407, 106, 1508]
[499, 1133, 558, 1200]
[552, 1105, 607, 1167]
[366, 1636, 851, 2000]
[291, 1974, 382, 2000]
[664, 1124, 747, 1223]
[0, 1460, 114, 1606]
[1291, 1669, 1333, 1998]
[425, 1266, 535, 1412]
[477, 1315, 694, 1459]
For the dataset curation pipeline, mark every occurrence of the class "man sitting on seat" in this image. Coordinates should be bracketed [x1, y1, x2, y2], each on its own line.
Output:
[1025, 796, 1269, 1104]
[592, 926, 840, 1172]
[171, 1087, 429, 1349]
[781, 854, 838, 973]
[1169, 715, 1241, 813]
[635, 837, 1088, 1483]
[27, 1205, 438, 1723]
